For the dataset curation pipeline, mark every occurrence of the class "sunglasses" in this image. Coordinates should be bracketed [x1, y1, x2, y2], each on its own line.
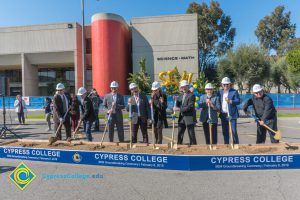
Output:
[222, 84, 229, 86]
[254, 91, 262, 95]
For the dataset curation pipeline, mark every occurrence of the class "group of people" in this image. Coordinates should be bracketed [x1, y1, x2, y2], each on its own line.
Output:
[46, 76, 279, 146]
[45, 83, 102, 142]
[180, 77, 279, 146]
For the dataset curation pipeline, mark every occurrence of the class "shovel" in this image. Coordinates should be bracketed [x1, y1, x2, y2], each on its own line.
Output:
[150, 103, 159, 150]
[250, 114, 282, 141]
[100, 113, 112, 148]
[208, 106, 214, 150]
[127, 103, 133, 149]
[226, 103, 237, 149]
[72, 119, 83, 140]
[169, 99, 177, 150]
[49, 108, 70, 145]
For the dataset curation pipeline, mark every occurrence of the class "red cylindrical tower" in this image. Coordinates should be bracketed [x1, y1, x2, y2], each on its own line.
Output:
[91, 13, 131, 96]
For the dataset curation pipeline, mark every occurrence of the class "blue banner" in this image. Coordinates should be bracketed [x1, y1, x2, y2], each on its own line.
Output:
[0, 147, 299, 171]
[1, 94, 299, 109]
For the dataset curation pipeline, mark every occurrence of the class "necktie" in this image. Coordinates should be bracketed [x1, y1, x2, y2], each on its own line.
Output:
[62, 95, 67, 112]
[182, 94, 186, 104]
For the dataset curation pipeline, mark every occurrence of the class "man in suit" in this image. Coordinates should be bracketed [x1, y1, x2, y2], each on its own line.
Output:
[52, 83, 71, 140]
[103, 81, 125, 142]
[127, 83, 150, 143]
[77, 87, 96, 142]
[174, 80, 197, 145]
[217, 77, 241, 146]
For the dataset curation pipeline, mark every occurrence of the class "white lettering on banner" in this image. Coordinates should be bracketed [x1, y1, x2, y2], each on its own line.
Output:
[253, 155, 293, 163]
[130, 155, 168, 163]
[3, 148, 60, 157]
[31, 150, 60, 157]
[94, 153, 129, 161]
[4, 148, 30, 155]
[211, 156, 251, 164]
[94, 153, 168, 164]
[211, 155, 294, 165]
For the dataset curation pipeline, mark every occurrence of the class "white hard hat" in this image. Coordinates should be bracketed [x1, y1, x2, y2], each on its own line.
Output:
[56, 83, 65, 90]
[77, 87, 87, 96]
[221, 77, 231, 84]
[129, 83, 138, 90]
[205, 83, 214, 89]
[151, 81, 160, 90]
[110, 81, 119, 88]
[253, 84, 263, 93]
[180, 80, 189, 87]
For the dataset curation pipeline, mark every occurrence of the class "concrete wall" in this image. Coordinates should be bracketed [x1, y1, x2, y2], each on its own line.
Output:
[0, 23, 79, 96]
[131, 14, 198, 81]
[0, 23, 77, 54]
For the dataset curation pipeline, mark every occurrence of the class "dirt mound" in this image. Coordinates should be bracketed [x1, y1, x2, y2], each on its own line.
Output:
[1, 140, 299, 155]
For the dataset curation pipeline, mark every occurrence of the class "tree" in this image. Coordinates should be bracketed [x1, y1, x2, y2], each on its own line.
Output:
[286, 47, 300, 92]
[269, 57, 291, 93]
[217, 44, 270, 93]
[255, 5, 296, 56]
[128, 58, 151, 94]
[186, 1, 236, 74]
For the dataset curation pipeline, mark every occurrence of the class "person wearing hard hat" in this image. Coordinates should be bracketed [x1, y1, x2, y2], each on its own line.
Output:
[52, 83, 71, 141]
[217, 77, 241, 146]
[199, 83, 220, 145]
[173, 80, 197, 145]
[77, 87, 96, 141]
[149, 81, 168, 144]
[103, 81, 125, 142]
[89, 88, 103, 132]
[243, 84, 279, 143]
[127, 83, 150, 143]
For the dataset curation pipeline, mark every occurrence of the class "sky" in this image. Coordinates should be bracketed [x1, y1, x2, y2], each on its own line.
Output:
[0, 0, 299, 47]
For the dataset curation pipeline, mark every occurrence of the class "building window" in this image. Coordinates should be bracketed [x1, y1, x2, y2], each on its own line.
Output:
[2, 69, 22, 83]
[86, 38, 92, 54]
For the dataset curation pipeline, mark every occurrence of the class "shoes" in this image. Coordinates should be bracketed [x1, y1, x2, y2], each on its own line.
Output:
[46, 128, 52, 131]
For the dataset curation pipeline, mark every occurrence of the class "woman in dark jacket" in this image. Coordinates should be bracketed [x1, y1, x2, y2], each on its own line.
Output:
[70, 93, 81, 132]
[150, 81, 168, 144]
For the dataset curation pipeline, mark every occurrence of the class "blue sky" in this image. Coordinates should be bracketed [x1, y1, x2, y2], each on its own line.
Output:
[0, 0, 299, 47]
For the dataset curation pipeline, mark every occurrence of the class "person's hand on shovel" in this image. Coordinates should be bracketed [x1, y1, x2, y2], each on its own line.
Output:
[259, 120, 265, 126]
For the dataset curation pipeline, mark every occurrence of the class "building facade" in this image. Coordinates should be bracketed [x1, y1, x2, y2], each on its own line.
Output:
[0, 13, 198, 96]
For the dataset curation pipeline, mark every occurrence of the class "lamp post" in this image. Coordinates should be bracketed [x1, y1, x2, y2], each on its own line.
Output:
[81, 0, 86, 88]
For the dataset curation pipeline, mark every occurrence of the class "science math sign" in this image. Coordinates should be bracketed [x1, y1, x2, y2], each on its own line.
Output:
[0, 147, 299, 171]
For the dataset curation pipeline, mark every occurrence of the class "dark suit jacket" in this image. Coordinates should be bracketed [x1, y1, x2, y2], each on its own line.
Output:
[217, 88, 240, 120]
[53, 94, 70, 123]
[199, 94, 220, 124]
[176, 91, 195, 126]
[126, 93, 150, 124]
[104, 93, 125, 122]
[103, 93, 125, 113]
[152, 93, 168, 121]
[81, 96, 96, 122]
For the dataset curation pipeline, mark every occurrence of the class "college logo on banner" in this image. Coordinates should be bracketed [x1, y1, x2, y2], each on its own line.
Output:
[72, 153, 82, 163]
[8, 162, 36, 190]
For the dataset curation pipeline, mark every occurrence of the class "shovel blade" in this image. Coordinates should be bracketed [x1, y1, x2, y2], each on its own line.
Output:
[274, 130, 282, 140]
